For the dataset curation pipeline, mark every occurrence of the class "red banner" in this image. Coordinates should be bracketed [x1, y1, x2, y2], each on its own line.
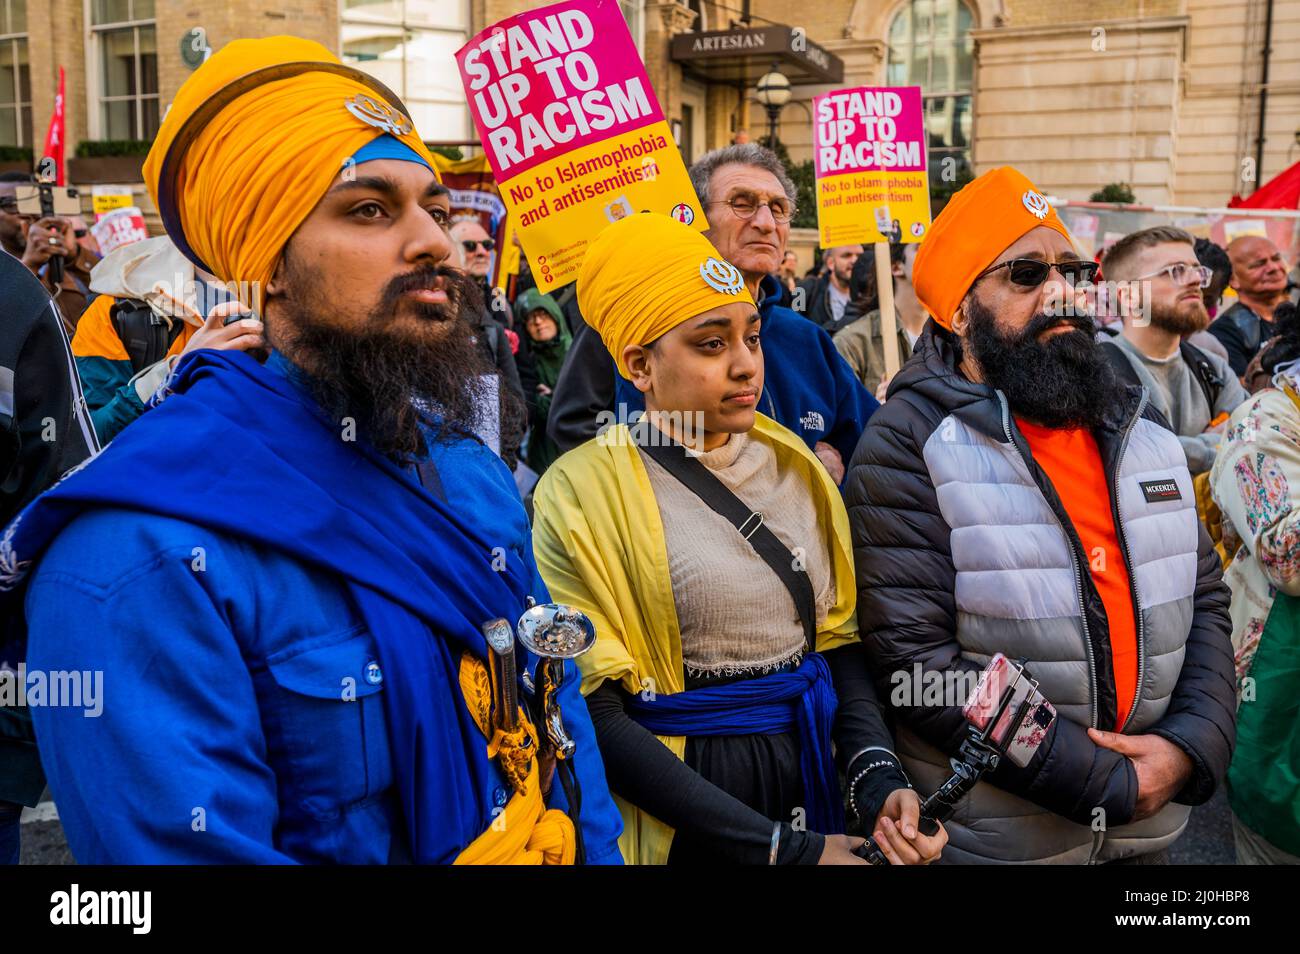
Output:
[41, 66, 66, 185]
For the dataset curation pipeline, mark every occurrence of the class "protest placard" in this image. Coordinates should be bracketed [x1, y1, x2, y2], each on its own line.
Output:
[91, 185, 135, 220]
[90, 206, 148, 255]
[813, 86, 931, 247]
[457, 0, 706, 292]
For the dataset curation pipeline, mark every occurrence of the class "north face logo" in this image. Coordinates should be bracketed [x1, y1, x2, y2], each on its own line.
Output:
[1139, 478, 1182, 503]
[800, 411, 825, 432]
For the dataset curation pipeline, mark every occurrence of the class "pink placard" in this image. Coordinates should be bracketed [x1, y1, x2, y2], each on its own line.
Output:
[457, 0, 664, 183]
[813, 86, 927, 178]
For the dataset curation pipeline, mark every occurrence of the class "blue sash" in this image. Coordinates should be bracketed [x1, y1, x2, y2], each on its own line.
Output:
[624, 653, 844, 834]
[0, 349, 537, 864]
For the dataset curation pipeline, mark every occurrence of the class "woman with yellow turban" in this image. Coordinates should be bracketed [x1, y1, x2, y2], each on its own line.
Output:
[532, 212, 948, 865]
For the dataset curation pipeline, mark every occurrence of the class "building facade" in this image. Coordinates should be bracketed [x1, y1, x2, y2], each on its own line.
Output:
[3, 0, 1295, 208]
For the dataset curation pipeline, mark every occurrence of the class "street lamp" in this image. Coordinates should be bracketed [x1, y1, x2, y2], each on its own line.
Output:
[755, 65, 791, 147]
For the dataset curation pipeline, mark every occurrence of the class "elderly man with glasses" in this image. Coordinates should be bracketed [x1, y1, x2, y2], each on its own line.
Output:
[1099, 226, 1248, 475]
[547, 143, 877, 483]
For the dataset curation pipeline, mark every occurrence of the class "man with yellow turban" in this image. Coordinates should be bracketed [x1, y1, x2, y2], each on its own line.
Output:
[843, 166, 1237, 864]
[6, 36, 621, 864]
[532, 211, 947, 866]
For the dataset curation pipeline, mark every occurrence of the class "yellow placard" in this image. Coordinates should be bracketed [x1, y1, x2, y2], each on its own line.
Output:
[816, 170, 931, 247]
[500, 120, 706, 293]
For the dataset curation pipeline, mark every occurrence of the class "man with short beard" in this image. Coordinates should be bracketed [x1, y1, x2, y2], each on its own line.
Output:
[4, 37, 621, 865]
[1099, 227, 1247, 474]
[844, 167, 1237, 864]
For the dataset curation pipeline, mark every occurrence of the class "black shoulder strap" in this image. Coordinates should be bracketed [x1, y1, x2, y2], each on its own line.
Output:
[639, 439, 818, 653]
[1099, 339, 1142, 389]
[1179, 340, 1223, 411]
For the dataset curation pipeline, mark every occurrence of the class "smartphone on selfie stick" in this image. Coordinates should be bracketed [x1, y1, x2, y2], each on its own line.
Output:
[853, 654, 1057, 864]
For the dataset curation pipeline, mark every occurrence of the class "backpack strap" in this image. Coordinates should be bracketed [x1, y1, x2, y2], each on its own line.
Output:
[639, 437, 818, 653]
[108, 299, 184, 375]
[1180, 340, 1224, 412]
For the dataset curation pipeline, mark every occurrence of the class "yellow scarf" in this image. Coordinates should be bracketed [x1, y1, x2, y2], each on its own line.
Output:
[531, 414, 859, 864]
[452, 652, 576, 865]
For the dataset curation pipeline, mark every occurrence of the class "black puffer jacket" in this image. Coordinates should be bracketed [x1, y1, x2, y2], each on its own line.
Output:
[843, 323, 1237, 863]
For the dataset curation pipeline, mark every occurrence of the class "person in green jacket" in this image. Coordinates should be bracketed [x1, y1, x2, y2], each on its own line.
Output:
[515, 288, 572, 474]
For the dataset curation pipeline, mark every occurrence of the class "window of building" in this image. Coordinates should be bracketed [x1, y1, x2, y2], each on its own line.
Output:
[619, 0, 644, 56]
[342, 0, 471, 143]
[0, 0, 30, 149]
[90, 0, 159, 141]
[886, 0, 974, 181]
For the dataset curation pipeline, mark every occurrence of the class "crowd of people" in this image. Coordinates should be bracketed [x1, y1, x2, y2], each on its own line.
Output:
[0, 34, 1297, 867]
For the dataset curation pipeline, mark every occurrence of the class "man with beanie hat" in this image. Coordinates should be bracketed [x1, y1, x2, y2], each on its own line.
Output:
[4, 36, 620, 864]
[843, 166, 1237, 864]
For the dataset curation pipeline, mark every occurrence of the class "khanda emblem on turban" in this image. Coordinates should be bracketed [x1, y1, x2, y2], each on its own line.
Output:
[345, 93, 414, 137]
[1022, 189, 1051, 221]
[700, 257, 745, 295]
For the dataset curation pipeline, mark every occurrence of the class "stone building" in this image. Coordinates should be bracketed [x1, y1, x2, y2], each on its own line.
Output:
[3, 1, 1293, 207]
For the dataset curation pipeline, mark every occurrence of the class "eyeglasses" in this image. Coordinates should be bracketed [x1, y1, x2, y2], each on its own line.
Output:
[460, 238, 495, 253]
[1135, 262, 1213, 289]
[710, 194, 795, 224]
[975, 258, 1101, 288]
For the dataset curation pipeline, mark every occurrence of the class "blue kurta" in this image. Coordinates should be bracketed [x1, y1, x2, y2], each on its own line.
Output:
[20, 350, 622, 864]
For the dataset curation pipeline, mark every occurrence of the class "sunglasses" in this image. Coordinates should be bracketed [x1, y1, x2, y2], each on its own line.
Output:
[460, 238, 495, 253]
[976, 258, 1100, 288]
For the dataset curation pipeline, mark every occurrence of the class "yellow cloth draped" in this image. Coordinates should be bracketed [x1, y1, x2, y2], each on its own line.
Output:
[530, 414, 859, 865]
[452, 652, 576, 866]
[142, 36, 438, 313]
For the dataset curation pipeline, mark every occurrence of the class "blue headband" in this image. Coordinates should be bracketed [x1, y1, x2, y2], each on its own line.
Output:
[349, 133, 432, 171]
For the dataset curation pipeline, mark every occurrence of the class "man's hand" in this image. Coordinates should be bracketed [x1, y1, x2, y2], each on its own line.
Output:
[875, 374, 889, 403]
[21, 216, 77, 272]
[183, 302, 266, 356]
[813, 440, 845, 484]
[817, 833, 869, 865]
[871, 788, 947, 864]
[1088, 728, 1193, 821]
[536, 383, 553, 397]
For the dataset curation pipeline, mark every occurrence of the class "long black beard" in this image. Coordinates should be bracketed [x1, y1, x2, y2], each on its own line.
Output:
[271, 260, 501, 462]
[964, 296, 1119, 430]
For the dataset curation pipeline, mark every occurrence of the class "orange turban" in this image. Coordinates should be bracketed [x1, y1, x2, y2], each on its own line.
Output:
[142, 36, 438, 313]
[912, 166, 1073, 330]
[578, 213, 755, 379]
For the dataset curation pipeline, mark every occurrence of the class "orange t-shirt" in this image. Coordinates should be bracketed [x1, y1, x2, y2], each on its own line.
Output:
[1016, 420, 1138, 730]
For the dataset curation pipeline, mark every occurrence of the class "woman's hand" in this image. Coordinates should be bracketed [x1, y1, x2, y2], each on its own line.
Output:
[871, 788, 947, 864]
[817, 833, 869, 865]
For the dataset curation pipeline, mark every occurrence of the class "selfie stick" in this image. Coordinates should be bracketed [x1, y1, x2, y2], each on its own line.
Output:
[852, 663, 1035, 864]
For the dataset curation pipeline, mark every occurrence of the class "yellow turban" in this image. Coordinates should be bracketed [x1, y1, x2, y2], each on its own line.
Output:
[142, 35, 438, 313]
[577, 213, 756, 379]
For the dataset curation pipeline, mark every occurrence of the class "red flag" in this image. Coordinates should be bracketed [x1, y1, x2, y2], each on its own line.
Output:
[40, 66, 66, 185]
[1229, 160, 1300, 210]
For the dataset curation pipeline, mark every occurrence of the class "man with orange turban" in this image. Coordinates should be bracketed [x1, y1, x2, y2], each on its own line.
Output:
[7, 36, 621, 864]
[843, 166, 1237, 864]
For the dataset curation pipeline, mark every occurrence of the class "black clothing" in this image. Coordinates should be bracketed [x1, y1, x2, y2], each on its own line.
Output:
[584, 643, 909, 865]
[1208, 301, 1275, 376]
